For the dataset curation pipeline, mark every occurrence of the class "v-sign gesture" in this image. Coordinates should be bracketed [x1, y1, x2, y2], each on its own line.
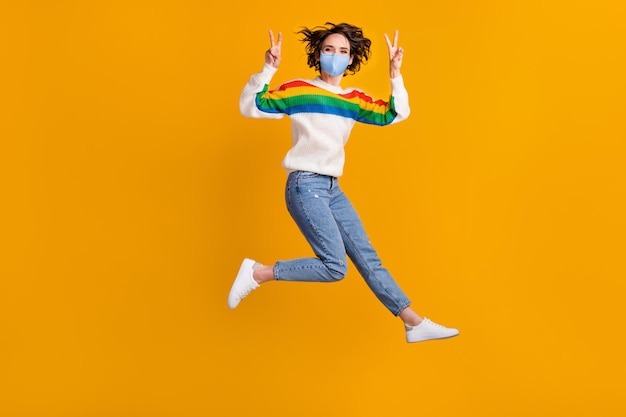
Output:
[384, 30, 404, 78]
[265, 30, 282, 68]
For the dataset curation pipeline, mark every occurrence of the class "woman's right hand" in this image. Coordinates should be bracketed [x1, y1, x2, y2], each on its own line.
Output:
[265, 30, 282, 68]
[384, 30, 403, 79]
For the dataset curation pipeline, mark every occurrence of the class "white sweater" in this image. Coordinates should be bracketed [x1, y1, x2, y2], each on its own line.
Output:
[239, 63, 410, 177]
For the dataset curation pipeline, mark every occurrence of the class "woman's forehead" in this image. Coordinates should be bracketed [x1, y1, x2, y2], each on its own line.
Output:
[322, 33, 350, 48]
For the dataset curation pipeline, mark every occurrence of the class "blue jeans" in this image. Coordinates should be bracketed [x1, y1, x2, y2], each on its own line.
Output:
[274, 171, 412, 316]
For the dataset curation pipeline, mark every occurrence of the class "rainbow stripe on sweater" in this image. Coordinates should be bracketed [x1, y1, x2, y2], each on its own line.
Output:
[255, 80, 398, 126]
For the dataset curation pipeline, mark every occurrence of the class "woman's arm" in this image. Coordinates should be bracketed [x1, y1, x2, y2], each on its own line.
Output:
[386, 30, 409, 123]
[354, 30, 410, 125]
[239, 30, 285, 119]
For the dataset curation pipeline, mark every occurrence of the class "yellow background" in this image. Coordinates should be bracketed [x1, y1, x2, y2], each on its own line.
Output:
[2, 1, 625, 416]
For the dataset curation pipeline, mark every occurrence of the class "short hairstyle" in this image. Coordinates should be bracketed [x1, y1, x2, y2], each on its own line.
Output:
[298, 22, 372, 76]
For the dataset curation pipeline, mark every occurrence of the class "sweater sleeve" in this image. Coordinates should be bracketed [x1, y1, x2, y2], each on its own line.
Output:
[390, 75, 410, 123]
[354, 75, 411, 126]
[239, 63, 285, 119]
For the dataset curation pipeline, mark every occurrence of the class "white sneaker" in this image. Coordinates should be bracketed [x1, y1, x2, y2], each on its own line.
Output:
[405, 318, 459, 343]
[227, 258, 260, 309]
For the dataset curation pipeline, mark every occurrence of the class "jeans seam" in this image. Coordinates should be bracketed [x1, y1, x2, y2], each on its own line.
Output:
[275, 262, 328, 281]
[295, 178, 330, 259]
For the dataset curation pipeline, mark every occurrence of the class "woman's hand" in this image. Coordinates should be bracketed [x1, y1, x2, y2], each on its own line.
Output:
[384, 30, 404, 78]
[265, 30, 282, 68]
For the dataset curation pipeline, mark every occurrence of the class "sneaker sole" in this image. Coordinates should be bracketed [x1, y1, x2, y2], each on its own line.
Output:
[407, 331, 460, 343]
[227, 258, 257, 309]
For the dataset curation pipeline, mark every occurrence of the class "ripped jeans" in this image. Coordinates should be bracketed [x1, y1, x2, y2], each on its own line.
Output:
[273, 170, 412, 316]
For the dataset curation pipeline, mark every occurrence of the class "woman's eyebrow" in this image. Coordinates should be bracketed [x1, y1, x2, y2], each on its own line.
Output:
[322, 45, 350, 52]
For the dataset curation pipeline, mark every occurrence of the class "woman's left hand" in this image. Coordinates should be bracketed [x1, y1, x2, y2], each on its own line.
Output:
[384, 30, 404, 78]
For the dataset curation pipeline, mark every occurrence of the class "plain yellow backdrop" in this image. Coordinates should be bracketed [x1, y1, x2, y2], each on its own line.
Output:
[1, 1, 625, 416]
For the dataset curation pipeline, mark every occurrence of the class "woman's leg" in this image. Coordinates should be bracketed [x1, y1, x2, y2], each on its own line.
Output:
[227, 171, 347, 309]
[328, 183, 413, 317]
[327, 182, 459, 341]
[272, 171, 350, 282]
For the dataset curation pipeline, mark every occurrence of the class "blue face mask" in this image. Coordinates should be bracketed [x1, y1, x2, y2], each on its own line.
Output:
[319, 52, 350, 77]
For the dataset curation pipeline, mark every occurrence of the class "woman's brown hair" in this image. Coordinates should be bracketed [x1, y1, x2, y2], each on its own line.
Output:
[298, 22, 372, 76]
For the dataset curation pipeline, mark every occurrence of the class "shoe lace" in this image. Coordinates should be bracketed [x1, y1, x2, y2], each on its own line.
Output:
[238, 281, 258, 300]
[425, 318, 447, 328]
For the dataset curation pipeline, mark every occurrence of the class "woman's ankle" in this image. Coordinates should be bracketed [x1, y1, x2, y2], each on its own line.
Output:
[399, 307, 423, 327]
[252, 264, 275, 284]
